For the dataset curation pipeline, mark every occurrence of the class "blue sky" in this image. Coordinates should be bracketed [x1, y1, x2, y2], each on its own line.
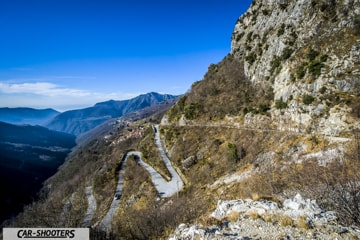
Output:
[0, 0, 252, 111]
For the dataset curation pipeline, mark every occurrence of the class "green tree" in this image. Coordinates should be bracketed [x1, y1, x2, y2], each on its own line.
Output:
[227, 143, 239, 163]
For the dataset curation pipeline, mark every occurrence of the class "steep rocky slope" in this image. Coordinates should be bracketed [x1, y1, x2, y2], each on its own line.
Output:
[166, 0, 360, 136]
[162, 0, 360, 237]
[230, 0, 360, 136]
[4, 1, 360, 239]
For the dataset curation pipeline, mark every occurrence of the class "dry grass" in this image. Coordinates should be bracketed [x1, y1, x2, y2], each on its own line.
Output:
[261, 213, 274, 223]
[245, 210, 260, 220]
[251, 193, 282, 206]
[251, 193, 261, 201]
[295, 215, 310, 229]
[199, 215, 223, 226]
[167, 54, 273, 122]
[226, 211, 240, 222]
[278, 215, 293, 227]
[138, 126, 171, 180]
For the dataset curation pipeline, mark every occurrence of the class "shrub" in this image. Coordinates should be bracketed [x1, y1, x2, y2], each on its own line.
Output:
[275, 97, 288, 109]
[279, 2, 288, 10]
[320, 54, 329, 62]
[167, 96, 187, 121]
[317, 156, 360, 226]
[354, 15, 360, 36]
[227, 142, 240, 163]
[281, 47, 294, 60]
[247, 32, 253, 42]
[296, 64, 306, 79]
[308, 60, 324, 78]
[277, 24, 285, 36]
[181, 55, 273, 121]
[236, 32, 245, 41]
[184, 102, 201, 119]
[290, 30, 298, 40]
[270, 56, 281, 74]
[258, 104, 270, 114]
[350, 101, 360, 118]
[319, 86, 327, 94]
[311, 0, 319, 7]
[302, 94, 315, 105]
[245, 53, 257, 65]
[307, 49, 319, 61]
[212, 139, 223, 147]
[243, 107, 249, 115]
[262, 9, 270, 15]
[290, 74, 296, 82]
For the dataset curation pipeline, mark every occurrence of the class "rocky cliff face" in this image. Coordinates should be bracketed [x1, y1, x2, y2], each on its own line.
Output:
[231, 0, 360, 136]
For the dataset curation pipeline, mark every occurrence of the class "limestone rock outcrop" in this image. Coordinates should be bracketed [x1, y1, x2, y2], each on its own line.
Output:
[169, 194, 360, 239]
[231, 0, 360, 136]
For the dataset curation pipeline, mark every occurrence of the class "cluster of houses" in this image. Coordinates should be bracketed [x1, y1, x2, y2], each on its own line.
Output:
[108, 123, 147, 146]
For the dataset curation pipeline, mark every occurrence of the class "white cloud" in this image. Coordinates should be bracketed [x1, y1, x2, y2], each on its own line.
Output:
[0, 81, 143, 111]
[0, 82, 91, 97]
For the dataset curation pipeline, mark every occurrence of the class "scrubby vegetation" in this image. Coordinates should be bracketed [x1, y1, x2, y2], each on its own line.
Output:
[275, 97, 288, 109]
[302, 94, 315, 105]
[7, 120, 360, 238]
[138, 127, 171, 180]
[161, 124, 360, 227]
[293, 48, 329, 82]
[167, 54, 274, 121]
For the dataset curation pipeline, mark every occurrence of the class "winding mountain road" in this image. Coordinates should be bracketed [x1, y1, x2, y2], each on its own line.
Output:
[89, 122, 350, 231]
[82, 186, 97, 227]
[99, 125, 184, 231]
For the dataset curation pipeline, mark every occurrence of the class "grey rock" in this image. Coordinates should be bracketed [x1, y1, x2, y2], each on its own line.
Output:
[181, 155, 197, 169]
[230, 0, 360, 137]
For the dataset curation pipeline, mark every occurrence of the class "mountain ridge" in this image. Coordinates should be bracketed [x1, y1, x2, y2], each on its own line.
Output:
[46, 92, 179, 136]
[0, 107, 59, 126]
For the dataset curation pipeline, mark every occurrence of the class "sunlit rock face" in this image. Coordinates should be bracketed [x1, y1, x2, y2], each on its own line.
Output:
[231, 0, 360, 136]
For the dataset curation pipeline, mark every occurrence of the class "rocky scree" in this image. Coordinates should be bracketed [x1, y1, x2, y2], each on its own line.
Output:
[169, 194, 360, 239]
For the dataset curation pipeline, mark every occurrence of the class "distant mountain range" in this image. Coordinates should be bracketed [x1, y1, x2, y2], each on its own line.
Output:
[46, 92, 179, 135]
[76, 97, 178, 146]
[0, 92, 179, 224]
[0, 121, 76, 223]
[0, 107, 59, 126]
[0, 92, 179, 136]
